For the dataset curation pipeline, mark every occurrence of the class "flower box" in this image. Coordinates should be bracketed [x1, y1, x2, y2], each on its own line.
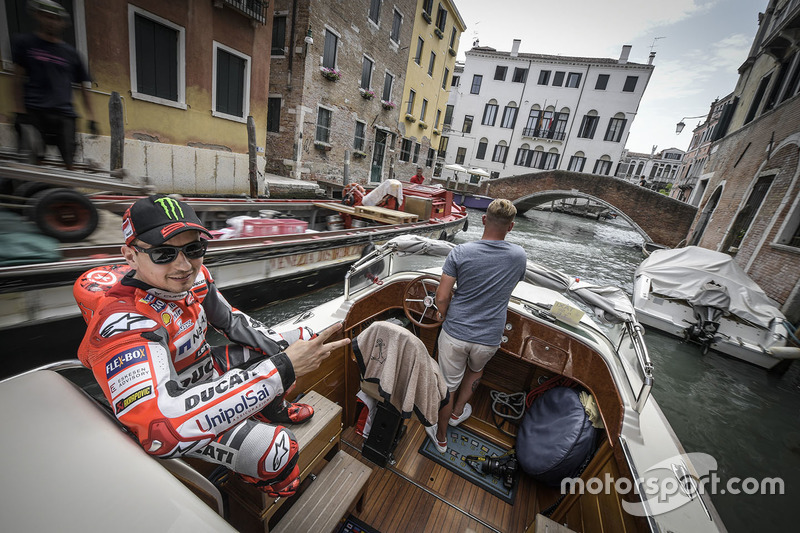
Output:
[418, 121, 428, 129]
[353, 150, 367, 158]
[434, 28, 444, 39]
[320, 67, 340, 81]
[404, 114, 416, 123]
[432, 128, 440, 135]
[448, 47, 456, 57]
[314, 141, 332, 151]
[381, 100, 396, 110]
[422, 11, 431, 23]
[359, 88, 376, 100]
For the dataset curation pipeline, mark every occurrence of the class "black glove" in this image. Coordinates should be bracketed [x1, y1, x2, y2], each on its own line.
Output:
[88, 120, 99, 136]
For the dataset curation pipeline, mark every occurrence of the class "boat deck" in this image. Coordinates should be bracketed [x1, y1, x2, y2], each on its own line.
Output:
[337, 385, 559, 533]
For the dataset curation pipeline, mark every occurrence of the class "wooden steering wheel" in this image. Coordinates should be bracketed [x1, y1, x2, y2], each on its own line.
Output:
[403, 275, 444, 329]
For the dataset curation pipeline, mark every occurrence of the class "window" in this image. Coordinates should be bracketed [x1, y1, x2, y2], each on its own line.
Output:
[390, 9, 402, 42]
[435, 109, 441, 127]
[426, 148, 435, 167]
[400, 139, 412, 162]
[451, 75, 460, 87]
[315, 107, 332, 143]
[442, 67, 449, 89]
[435, 6, 448, 31]
[428, 51, 436, 76]
[501, 105, 518, 129]
[544, 151, 559, 170]
[553, 71, 564, 86]
[552, 111, 568, 140]
[130, 7, 185, 106]
[476, 139, 488, 159]
[368, 0, 381, 24]
[724, 175, 774, 252]
[744, 74, 772, 124]
[568, 154, 586, 171]
[524, 109, 541, 137]
[595, 74, 609, 90]
[267, 97, 281, 133]
[407, 90, 416, 114]
[515, 145, 531, 167]
[495, 66, 507, 81]
[414, 37, 423, 65]
[444, 104, 454, 126]
[449, 27, 457, 49]
[471, 74, 483, 94]
[271, 15, 286, 55]
[456, 147, 467, 164]
[422, 0, 433, 17]
[513, 68, 528, 83]
[538, 70, 550, 85]
[413, 143, 421, 163]
[382, 71, 394, 102]
[492, 142, 508, 163]
[623, 75, 638, 92]
[213, 42, 250, 120]
[463, 115, 473, 133]
[438, 136, 449, 158]
[566, 72, 581, 88]
[361, 56, 373, 90]
[482, 102, 498, 126]
[323, 30, 338, 69]
[593, 158, 612, 175]
[354, 121, 366, 151]
[604, 115, 627, 142]
[420, 99, 428, 121]
[577, 114, 599, 139]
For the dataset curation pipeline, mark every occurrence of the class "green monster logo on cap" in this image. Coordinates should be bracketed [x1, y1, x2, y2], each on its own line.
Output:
[154, 197, 184, 220]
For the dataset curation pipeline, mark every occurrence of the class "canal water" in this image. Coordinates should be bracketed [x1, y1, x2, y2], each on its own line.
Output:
[248, 207, 799, 532]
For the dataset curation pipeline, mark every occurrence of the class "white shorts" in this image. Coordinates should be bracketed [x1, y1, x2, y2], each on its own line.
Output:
[437, 329, 498, 392]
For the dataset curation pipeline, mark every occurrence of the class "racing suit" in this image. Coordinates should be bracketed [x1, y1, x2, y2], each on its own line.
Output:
[77, 265, 311, 493]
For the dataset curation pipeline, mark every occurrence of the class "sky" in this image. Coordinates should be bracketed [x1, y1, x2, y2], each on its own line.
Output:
[451, 0, 764, 154]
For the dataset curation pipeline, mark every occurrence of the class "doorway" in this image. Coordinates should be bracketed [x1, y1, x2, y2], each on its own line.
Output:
[370, 130, 387, 183]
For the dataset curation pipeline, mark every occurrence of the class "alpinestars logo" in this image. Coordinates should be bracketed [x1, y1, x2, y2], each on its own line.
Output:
[273, 431, 290, 469]
[100, 313, 157, 337]
[155, 197, 184, 220]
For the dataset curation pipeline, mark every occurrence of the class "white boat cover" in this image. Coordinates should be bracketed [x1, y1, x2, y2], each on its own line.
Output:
[635, 246, 785, 328]
[362, 179, 404, 207]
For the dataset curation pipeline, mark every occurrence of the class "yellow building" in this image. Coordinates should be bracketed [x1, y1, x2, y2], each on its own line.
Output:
[398, 0, 465, 180]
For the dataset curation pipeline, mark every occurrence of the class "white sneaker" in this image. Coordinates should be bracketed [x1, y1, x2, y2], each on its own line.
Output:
[449, 403, 472, 426]
[425, 424, 447, 453]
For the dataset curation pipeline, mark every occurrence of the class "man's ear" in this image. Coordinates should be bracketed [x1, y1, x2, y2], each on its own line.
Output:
[121, 244, 137, 266]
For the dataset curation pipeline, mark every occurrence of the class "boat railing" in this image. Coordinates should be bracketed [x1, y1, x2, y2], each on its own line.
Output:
[626, 321, 654, 413]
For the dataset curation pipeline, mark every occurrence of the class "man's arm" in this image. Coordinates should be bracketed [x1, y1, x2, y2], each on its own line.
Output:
[435, 273, 456, 320]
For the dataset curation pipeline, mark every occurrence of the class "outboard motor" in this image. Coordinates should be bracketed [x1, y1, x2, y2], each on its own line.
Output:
[684, 280, 731, 354]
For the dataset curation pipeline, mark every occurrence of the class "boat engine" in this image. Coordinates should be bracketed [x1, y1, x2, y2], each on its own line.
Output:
[684, 280, 731, 354]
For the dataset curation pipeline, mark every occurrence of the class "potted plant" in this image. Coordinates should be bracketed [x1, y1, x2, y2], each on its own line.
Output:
[434, 28, 444, 39]
[418, 121, 428, 129]
[353, 150, 367, 158]
[381, 100, 396, 110]
[421, 11, 431, 23]
[320, 67, 340, 81]
[404, 113, 416, 123]
[359, 88, 376, 100]
[432, 128, 441, 135]
[448, 47, 456, 57]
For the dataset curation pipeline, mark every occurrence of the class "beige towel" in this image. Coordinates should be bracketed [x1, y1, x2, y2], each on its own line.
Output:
[353, 321, 447, 426]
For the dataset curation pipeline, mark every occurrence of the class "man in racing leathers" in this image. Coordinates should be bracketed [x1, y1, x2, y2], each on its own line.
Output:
[76, 194, 350, 497]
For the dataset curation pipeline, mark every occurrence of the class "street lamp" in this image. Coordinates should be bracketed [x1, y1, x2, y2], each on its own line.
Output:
[675, 114, 707, 135]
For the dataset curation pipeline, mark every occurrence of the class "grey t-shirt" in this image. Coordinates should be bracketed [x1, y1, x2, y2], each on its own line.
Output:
[441, 240, 527, 346]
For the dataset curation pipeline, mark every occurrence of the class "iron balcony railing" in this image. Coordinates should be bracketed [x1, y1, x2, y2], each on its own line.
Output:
[521, 127, 566, 141]
[218, 0, 266, 24]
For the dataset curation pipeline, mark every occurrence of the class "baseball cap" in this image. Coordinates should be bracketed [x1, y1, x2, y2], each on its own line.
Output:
[28, 0, 69, 18]
[122, 194, 211, 246]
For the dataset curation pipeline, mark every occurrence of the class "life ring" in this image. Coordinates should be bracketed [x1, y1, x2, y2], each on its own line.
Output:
[29, 187, 99, 242]
[342, 183, 366, 206]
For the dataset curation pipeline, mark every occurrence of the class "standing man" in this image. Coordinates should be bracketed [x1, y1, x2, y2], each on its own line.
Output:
[76, 195, 349, 497]
[12, 0, 96, 169]
[410, 167, 425, 184]
[426, 199, 527, 452]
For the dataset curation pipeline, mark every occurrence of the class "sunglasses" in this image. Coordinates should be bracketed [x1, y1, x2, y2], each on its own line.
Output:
[132, 240, 208, 264]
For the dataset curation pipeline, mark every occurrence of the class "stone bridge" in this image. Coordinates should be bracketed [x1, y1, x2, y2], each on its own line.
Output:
[472, 170, 696, 248]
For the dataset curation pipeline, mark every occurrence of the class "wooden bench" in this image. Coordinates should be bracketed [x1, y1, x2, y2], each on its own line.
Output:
[272, 450, 372, 533]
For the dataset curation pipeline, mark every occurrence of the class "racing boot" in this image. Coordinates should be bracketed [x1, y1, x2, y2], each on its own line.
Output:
[254, 393, 314, 425]
[238, 426, 301, 498]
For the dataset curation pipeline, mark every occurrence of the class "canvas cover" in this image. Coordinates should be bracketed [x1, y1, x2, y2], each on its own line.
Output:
[635, 246, 784, 328]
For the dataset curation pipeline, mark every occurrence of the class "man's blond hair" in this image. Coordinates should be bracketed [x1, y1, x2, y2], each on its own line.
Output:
[486, 199, 517, 225]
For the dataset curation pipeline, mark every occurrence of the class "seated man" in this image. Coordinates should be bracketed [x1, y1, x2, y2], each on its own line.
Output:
[76, 195, 349, 497]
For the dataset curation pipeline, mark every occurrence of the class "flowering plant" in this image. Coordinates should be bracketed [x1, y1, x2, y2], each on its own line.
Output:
[320, 67, 341, 81]
[381, 100, 396, 109]
[359, 88, 376, 99]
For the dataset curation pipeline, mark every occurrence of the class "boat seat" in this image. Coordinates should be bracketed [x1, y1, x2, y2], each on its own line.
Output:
[351, 321, 447, 467]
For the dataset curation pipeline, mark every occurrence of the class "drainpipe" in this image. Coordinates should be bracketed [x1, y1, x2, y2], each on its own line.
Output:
[506, 57, 532, 171]
[561, 63, 590, 170]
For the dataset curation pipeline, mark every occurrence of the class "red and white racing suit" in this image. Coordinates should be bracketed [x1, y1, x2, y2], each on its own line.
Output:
[77, 265, 311, 487]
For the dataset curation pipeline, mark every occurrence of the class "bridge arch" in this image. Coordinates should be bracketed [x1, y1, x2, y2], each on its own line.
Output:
[477, 170, 697, 247]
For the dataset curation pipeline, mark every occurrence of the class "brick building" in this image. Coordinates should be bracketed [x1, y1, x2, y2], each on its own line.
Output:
[265, 0, 417, 187]
[688, 0, 800, 321]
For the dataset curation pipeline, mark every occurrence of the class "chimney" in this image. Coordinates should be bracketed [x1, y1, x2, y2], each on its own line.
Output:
[511, 39, 521, 57]
[619, 45, 632, 64]
[648, 51, 656, 65]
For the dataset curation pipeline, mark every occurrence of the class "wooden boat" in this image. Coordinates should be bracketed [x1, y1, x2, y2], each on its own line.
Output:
[0, 235, 726, 532]
[0, 181, 466, 376]
[633, 246, 800, 370]
[452, 191, 494, 210]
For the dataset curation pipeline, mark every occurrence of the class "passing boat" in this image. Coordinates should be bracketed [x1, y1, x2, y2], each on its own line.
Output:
[451, 191, 494, 210]
[0, 235, 726, 532]
[633, 246, 800, 370]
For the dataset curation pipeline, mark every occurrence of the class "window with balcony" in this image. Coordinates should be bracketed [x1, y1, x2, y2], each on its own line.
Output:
[482, 102, 498, 126]
[435, 6, 448, 32]
[130, 7, 185, 107]
[407, 89, 416, 114]
[383, 71, 394, 102]
[420, 99, 428, 121]
[323, 30, 338, 69]
[422, 0, 433, 18]
[361, 56, 374, 90]
[471, 74, 483, 94]
[213, 42, 250, 121]
[271, 15, 286, 56]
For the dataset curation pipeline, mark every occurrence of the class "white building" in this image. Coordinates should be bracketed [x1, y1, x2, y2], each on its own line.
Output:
[615, 147, 686, 191]
[439, 40, 655, 181]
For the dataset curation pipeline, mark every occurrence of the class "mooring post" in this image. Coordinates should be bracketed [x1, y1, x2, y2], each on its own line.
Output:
[247, 116, 257, 198]
[109, 91, 123, 171]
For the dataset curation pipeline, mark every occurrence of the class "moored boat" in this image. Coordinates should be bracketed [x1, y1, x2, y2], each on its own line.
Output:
[0, 235, 727, 532]
[633, 246, 800, 370]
